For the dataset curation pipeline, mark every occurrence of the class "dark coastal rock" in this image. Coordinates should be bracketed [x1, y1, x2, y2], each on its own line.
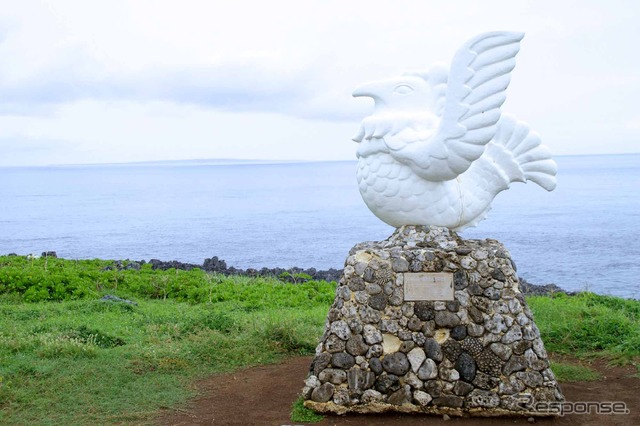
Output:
[203, 255, 227, 271]
[150, 255, 343, 282]
[103, 260, 143, 271]
[100, 294, 138, 305]
[150, 258, 199, 271]
[519, 278, 571, 296]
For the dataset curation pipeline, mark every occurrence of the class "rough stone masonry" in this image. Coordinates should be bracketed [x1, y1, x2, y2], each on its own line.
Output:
[303, 225, 564, 417]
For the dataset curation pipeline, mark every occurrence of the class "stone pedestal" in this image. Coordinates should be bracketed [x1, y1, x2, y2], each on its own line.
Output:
[303, 226, 563, 417]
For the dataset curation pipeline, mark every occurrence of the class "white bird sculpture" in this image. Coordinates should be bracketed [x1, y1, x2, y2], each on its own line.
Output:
[352, 31, 557, 231]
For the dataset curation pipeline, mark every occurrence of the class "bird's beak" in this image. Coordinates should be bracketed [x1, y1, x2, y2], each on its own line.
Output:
[352, 81, 380, 98]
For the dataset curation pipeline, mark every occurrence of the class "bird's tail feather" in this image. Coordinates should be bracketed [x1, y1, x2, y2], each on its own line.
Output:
[492, 114, 557, 191]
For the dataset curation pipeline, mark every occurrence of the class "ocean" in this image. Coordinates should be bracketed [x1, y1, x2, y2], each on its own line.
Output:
[1, 154, 638, 298]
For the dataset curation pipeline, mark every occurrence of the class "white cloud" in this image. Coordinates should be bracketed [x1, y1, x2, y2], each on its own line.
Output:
[0, 56, 318, 115]
[0, 100, 358, 166]
[0, 35, 357, 121]
[0, 0, 638, 165]
[627, 118, 640, 130]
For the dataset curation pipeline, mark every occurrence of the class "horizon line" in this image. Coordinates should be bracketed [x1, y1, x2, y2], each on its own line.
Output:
[1, 152, 639, 169]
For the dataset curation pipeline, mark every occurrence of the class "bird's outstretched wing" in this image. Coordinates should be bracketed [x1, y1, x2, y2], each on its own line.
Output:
[390, 31, 524, 181]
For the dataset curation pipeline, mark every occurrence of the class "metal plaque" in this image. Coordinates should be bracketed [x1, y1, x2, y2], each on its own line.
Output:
[403, 272, 454, 301]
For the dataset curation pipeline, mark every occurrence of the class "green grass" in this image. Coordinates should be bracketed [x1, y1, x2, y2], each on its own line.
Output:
[550, 361, 602, 382]
[0, 255, 332, 425]
[0, 298, 328, 425]
[1, 255, 639, 425]
[0, 255, 335, 307]
[527, 292, 640, 362]
[290, 396, 324, 423]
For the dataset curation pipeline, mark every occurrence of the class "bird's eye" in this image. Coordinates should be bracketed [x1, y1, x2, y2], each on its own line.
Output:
[393, 84, 414, 95]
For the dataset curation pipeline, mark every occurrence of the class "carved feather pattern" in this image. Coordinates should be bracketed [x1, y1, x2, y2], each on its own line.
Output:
[353, 32, 557, 230]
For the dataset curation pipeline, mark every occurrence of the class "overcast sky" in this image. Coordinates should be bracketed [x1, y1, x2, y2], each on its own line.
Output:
[0, 0, 638, 166]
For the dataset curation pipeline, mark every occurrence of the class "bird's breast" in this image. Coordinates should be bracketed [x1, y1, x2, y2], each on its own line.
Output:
[356, 153, 463, 228]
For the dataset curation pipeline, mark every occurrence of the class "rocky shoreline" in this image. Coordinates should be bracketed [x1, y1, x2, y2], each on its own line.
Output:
[10, 251, 570, 297]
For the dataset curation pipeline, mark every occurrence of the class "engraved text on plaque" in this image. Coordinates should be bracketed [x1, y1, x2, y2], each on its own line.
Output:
[403, 272, 454, 301]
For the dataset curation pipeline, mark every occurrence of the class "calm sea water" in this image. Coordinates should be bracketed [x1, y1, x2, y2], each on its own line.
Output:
[1, 155, 638, 298]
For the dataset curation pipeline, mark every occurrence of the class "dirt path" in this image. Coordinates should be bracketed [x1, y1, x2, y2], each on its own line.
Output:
[155, 357, 639, 426]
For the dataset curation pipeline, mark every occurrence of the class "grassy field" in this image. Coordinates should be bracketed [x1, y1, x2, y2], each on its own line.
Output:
[527, 292, 640, 362]
[0, 255, 638, 425]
